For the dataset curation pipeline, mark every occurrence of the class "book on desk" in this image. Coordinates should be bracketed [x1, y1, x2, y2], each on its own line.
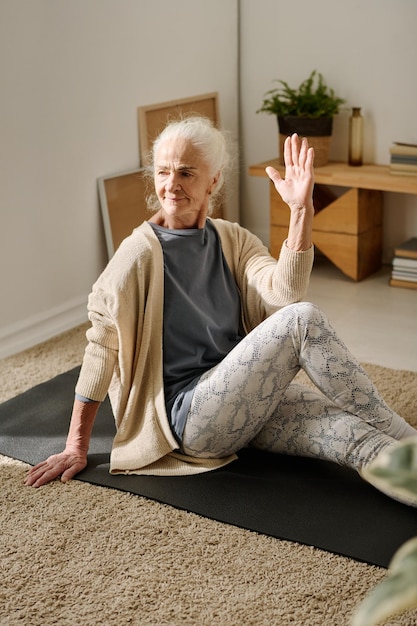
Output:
[390, 237, 417, 290]
[389, 142, 417, 176]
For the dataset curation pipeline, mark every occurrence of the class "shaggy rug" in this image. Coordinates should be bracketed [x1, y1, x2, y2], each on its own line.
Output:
[1, 324, 417, 626]
[1, 367, 417, 570]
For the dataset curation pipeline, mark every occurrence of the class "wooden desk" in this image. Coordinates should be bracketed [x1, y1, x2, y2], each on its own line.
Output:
[249, 160, 417, 281]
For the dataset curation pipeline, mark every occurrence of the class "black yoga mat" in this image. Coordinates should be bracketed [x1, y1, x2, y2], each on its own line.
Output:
[1, 367, 416, 569]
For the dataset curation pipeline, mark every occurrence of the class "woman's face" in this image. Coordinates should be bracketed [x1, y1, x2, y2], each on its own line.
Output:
[153, 136, 218, 229]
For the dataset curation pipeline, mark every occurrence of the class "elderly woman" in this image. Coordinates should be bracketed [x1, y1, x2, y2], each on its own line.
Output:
[26, 116, 416, 501]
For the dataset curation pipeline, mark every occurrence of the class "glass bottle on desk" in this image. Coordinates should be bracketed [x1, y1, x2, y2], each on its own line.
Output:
[348, 107, 363, 166]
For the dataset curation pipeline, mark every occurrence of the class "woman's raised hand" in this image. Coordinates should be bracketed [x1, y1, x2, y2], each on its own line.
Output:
[265, 134, 314, 213]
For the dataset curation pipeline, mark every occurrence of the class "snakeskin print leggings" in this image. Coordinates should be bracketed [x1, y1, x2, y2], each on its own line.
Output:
[181, 302, 414, 470]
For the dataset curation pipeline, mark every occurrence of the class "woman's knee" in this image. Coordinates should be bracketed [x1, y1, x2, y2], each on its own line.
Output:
[273, 301, 330, 333]
[281, 301, 324, 320]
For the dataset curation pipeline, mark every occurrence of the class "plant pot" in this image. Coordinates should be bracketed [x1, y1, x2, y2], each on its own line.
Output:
[277, 116, 333, 167]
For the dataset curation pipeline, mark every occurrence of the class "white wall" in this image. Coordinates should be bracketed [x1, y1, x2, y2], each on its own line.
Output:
[2, 0, 417, 359]
[239, 0, 417, 255]
[0, 0, 239, 357]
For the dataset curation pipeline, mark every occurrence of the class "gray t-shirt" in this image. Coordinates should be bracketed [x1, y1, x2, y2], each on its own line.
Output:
[150, 220, 243, 444]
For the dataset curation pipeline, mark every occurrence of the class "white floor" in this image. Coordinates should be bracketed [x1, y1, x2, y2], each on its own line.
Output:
[306, 256, 417, 373]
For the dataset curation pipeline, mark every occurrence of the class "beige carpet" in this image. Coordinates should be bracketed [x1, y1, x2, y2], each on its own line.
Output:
[1, 325, 417, 626]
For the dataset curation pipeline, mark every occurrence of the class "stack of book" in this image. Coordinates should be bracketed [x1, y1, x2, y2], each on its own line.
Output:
[390, 237, 417, 290]
[389, 142, 417, 176]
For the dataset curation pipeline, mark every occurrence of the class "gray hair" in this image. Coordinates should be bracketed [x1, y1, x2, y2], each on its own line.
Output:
[144, 115, 235, 215]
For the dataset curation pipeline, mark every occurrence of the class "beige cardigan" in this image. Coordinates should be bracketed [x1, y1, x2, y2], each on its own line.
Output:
[75, 219, 314, 476]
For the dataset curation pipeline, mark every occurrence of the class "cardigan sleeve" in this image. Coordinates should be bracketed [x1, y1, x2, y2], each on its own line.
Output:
[74, 288, 119, 402]
[75, 228, 149, 403]
[267, 240, 314, 307]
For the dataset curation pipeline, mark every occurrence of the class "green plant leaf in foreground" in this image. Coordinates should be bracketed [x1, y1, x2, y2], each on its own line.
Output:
[351, 537, 417, 626]
[361, 437, 417, 506]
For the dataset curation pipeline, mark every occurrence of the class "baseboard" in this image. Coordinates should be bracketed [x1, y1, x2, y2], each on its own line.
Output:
[0, 296, 88, 359]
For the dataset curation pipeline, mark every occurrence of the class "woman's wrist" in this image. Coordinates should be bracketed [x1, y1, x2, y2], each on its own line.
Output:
[287, 207, 314, 251]
[64, 398, 100, 457]
[64, 441, 89, 457]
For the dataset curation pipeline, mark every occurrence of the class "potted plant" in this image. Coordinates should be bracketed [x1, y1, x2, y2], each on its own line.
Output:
[351, 437, 417, 626]
[257, 70, 346, 166]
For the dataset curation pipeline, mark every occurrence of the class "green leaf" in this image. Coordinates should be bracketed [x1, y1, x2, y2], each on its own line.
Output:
[256, 69, 345, 117]
[351, 567, 417, 626]
[352, 443, 417, 625]
[351, 537, 417, 625]
[361, 437, 417, 505]
[390, 536, 417, 575]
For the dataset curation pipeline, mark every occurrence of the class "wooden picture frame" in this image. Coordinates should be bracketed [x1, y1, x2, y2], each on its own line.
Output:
[98, 168, 148, 258]
[137, 92, 220, 166]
